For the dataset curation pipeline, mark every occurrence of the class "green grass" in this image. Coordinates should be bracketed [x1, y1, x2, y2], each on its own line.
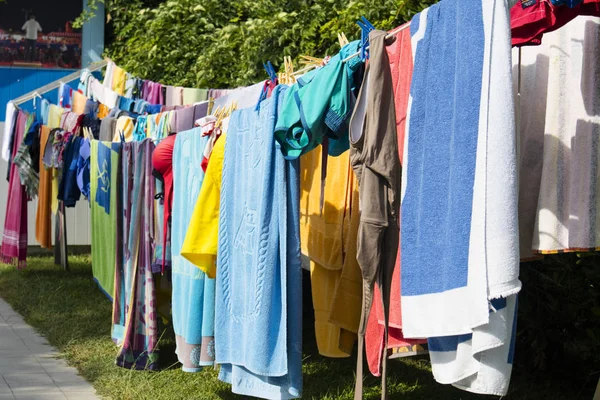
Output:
[0, 254, 590, 399]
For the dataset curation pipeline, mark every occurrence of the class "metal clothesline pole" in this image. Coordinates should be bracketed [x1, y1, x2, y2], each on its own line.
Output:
[12, 59, 108, 106]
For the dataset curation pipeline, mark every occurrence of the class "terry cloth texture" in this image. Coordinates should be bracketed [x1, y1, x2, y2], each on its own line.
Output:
[112, 139, 159, 371]
[181, 134, 227, 279]
[349, 29, 402, 400]
[515, 17, 600, 255]
[403, 0, 520, 395]
[299, 146, 358, 358]
[36, 126, 53, 249]
[90, 140, 120, 300]
[171, 128, 215, 372]
[215, 85, 303, 399]
[1, 111, 30, 268]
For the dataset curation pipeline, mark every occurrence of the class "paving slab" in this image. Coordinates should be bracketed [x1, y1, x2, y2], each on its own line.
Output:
[0, 299, 100, 399]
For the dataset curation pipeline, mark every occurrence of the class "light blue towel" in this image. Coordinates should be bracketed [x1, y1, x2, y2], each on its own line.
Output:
[215, 85, 302, 399]
[172, 128, 215, 372]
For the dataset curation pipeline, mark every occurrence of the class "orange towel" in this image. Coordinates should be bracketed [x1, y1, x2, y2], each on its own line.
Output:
[35, 126, 52, 249]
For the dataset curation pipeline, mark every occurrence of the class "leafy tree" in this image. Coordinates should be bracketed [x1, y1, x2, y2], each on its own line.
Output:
[79, 0, 435, 87]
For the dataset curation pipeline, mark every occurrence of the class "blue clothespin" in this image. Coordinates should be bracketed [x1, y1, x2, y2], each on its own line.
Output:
[263, 61, 278, 83]
[356, 17, 375, 61]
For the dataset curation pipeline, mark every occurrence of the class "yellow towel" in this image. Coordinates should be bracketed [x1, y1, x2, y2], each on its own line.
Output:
[329, 170, 362, 337]
[72, 91, 87, 115]
[111, 65, 127, 95]
[97, 104, 109, 119]
[47, 105, 64, 129]
[113, 116, 135, 142]
[300, 145, 360, 357]
[180, 134, 226, 279]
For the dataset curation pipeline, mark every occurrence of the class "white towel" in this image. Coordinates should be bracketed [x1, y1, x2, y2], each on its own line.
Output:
[402, 0, 520, 395]
[516, 17, 600, 254]
[1, 102, 17, 162]
[212, 81, 266, 111]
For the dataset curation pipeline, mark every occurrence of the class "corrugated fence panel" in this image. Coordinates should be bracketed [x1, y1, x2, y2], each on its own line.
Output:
[0, 67, 77, 121]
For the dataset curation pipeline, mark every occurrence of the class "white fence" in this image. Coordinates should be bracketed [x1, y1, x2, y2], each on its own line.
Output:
[0, 122, 91, 246]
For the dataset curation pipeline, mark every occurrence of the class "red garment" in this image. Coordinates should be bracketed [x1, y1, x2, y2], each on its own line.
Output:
[151, 134, 177, 270]
[511, 0, 600, 46]
[364, 24, 427, 378]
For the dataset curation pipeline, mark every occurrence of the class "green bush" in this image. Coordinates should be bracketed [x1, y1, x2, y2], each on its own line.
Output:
[80, 0, 435, 88]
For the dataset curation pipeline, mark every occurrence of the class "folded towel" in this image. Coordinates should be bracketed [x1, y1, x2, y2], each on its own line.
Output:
[403, 0, 520, 395]
[171, 128, 215, 372]
[215, 85, 302, 399]
[516, 17, 600, 254]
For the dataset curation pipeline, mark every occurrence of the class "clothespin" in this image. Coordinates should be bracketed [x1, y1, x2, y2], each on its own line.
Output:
[338, 32, 349, 48]
[357, 16, 376, 61]
[299, 55, 324, 67]
[207, 97, 215, 115]
[284, 56, 296, 84]
[263, 61, 278, 82]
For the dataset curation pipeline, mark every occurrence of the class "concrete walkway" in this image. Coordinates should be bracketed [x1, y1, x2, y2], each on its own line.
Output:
[0, 298, 100, 400]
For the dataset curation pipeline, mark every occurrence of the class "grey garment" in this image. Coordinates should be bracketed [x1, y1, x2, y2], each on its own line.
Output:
[99, 117, 117, 142]
[349, 30, 401, 400]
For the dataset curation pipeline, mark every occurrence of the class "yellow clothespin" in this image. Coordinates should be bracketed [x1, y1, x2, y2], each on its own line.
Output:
[299, 55, 324, 67]
[207, 97, 215, 115]
[338, 32, 349, 48]
[284, 56, 296, 84]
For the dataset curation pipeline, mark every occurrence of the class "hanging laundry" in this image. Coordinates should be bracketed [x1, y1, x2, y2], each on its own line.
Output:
[349, 29, 402, 400]
[2, 102, 18, 162]
[275, 41, 362, 159]
[111, 64, 127, 95]
[299, 146, 359, 358]
[166, 86, 184, 107]
[211, 81, 266, 111]
[183, 88, 208, 105]
[402, 0, 520, 395]
[171, 128, 215, 372]
[76, 138, 91, 200]
[215, 85, 302, 399]
[112, 139, 159, 370]
[181, 134, 226, 278]
[516, 16, 600, 255]
[13, 120, 41, 199]
[1, 111, 31, 268]
[510, 0, 600, 46]
[35, 126, 53, 249]
[57, 136, 83, 207]
[90, 140, 120, 299]
[362, 23, 427, 381]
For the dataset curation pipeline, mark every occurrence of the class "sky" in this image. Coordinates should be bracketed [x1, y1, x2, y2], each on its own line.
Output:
[0, 0, 82, 33]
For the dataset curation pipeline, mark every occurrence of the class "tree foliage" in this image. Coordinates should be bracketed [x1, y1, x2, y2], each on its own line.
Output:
[83, 0, 436, 88]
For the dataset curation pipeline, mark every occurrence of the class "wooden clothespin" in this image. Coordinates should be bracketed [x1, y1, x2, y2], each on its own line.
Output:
[284, 56, 296, 84]
[338, 32, 349, 48]
[207, 97, 215, 115]
[299, 55, 324, 67]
